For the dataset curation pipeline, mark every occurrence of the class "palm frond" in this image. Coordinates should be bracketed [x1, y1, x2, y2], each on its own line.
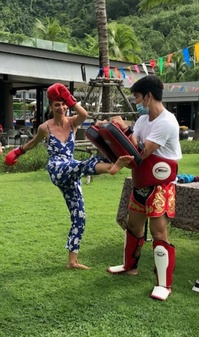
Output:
[138, 0, 184, 11]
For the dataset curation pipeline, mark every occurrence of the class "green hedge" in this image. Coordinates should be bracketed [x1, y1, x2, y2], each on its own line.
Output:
[0, 143, 49, 173]
[0, 143, 92, 173]
[180, 140, 199, 154]
[0, 140, 198, 174]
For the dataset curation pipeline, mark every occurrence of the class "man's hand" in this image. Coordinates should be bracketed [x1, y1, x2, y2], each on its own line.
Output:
[111, 116, 127, 130]
[95, 119, 109, 127]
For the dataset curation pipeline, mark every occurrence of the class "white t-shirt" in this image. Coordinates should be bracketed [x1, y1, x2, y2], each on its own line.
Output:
[133, 109, 182, 161]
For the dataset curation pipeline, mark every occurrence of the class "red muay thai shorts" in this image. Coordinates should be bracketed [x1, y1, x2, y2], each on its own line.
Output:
[128, 183, 176, 218]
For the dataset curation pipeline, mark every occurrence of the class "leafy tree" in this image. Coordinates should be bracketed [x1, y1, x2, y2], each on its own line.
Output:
[184, 65, 199, 81]
[0, 30, 31, 44]
[106, 0, 140, 19]
[0, 0, 198, 64]
[69, 34, 99, 56]
[120, 2, 199, 62]
[138, 0, 192, 10]
[32, 18, 70, 42]
[0, 2, 32, 34]
[95, 0, 111, 113]
[155, 54, 189, 82]
[108, 21, 141, 62]
[69, 21, 142, 62]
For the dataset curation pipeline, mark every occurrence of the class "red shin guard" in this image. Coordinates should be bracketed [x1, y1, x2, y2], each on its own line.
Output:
[107, 230, 144, 274]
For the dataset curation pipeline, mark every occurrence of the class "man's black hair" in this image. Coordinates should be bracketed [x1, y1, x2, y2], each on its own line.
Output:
[130, 75, 164, 101]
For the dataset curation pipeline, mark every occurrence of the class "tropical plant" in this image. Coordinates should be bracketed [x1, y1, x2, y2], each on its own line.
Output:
[108, 21, 141, 62]
[94, 1, 142, 112]
[32, 17, 70, 42]
[185, 65, 199, 81]
[138, 0, 191, 10]
[69, 35, 98, 56]
[0, 30, 31, 44]
[155, 54, 189, 82]
[70, 21, 142, 62]
[95, 0, 111, 112]
[79, 33, 99, 57]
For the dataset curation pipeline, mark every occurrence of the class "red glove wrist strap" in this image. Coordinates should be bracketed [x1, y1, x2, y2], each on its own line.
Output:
[19, 146, 26, 154]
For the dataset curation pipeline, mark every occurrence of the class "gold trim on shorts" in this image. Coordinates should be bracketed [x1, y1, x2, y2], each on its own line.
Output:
[128, 183, 175, 218]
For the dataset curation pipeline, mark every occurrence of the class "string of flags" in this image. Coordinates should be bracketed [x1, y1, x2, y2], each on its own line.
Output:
[164, 83, 199, 92]
[98, 64, 145, 86]
[99, 42, 199, 91]
[149, 42, 199, 73]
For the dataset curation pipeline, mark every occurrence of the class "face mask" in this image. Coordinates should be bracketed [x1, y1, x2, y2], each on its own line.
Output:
[136, 103, 149, 115]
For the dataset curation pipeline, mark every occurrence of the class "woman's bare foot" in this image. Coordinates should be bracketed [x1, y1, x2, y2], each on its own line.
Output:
[66, 251, 90, 270]
[109, 155, 134, 175]
[67, 262, 90, 270]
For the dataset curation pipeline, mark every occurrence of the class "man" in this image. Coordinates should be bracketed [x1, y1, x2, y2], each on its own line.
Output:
[107, 75, 182, 301]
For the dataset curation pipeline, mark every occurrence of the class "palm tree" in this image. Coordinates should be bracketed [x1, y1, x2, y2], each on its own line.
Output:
[71, 22, 141, 63]
[95, 0, 111, 112]
[108, 22, 141, 63]
[32, 18, 70, 42]
[94, 1, 141, 112]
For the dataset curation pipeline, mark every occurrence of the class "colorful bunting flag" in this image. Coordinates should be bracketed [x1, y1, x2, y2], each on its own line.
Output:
[134, 65, 140, 73]
[114, 67, 121, 78]
[142, 63, 148, 75]
[182, 48, 191, 67]
[128, 76, 132, 85]
[194, 43, 199, 62]
[97, 67, 103, 77]
[103, 66, 110, 78]
[109, 69, 114, 78]
[159, 57, 164, 74]
[119, 68, 126, 78]
[150, 59, 156, 69]
[166, 53, 174, 66]
[127, 66, 133, 75]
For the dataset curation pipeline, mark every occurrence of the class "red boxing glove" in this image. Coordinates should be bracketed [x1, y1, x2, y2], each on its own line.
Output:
[4, 146, 25, 166]
[47, 83, 77, 107]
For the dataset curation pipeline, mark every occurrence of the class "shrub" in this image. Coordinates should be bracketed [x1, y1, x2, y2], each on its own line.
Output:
[0, 143, 92, 173]
[180, 140, 199, 154]
[0, 143, 48, 173]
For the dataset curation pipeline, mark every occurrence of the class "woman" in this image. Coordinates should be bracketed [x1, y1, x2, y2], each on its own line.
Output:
[5, 83, 133, 270]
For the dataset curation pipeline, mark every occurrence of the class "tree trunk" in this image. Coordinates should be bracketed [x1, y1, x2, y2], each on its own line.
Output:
[95, 0, 111, 113]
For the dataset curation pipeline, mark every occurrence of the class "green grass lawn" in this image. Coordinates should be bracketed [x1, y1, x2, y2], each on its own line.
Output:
[0, 154, 199, 337]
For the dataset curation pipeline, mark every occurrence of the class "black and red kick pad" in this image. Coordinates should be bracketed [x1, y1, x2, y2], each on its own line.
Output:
[85, 123, 142, 168]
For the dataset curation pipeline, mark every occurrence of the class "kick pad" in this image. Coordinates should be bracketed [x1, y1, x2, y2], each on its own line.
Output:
[85, 125, 118, 163]
[98, 123, 143, 168]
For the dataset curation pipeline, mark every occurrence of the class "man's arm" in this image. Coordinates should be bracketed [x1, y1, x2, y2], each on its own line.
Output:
[141, 139, 160, 159]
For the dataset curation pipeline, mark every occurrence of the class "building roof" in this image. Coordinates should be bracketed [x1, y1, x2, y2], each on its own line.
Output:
[0, 42, 153, 90]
